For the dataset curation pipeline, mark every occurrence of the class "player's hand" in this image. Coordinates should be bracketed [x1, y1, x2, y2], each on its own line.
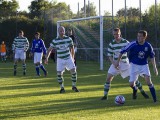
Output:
[153, 67, 158, 76]
[44, 58, 48, 64]
[114, 61, 119, 70]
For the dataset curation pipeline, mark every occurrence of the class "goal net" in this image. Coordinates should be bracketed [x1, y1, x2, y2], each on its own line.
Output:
[57, 16, 106, 70]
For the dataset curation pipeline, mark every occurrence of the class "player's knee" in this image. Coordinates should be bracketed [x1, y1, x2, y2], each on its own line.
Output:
[70, 68, 76, 74]
[129, 82, 134, 87]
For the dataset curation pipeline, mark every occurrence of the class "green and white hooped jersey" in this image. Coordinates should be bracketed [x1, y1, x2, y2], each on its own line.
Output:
[50, 36, 73, 59]
[12, 37, 29, 51]
[108, 38, 129, 62]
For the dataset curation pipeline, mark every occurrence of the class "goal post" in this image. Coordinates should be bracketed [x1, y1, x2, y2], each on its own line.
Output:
[57, 16, 104, 70]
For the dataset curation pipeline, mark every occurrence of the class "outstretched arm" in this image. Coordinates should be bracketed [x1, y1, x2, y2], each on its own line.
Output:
[151, 57, 158, 76]
[44, 47, 53, 64]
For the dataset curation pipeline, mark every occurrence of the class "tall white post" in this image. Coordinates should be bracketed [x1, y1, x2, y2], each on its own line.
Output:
[57, 22, 60, 37]
[100, 16, 103, 70]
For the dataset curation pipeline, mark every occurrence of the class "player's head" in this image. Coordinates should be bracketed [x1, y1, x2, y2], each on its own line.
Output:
[35, 32, 40, 39]
[18, 30, 24, 37]
[58, 26, 65, 37]
[113, 28, 121, 40]
[137, 30, 147, 44]
[68, 28, 72, 36]
[1, 41, 4, 44]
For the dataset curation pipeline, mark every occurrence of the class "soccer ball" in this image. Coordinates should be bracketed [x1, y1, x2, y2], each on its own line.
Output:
[115, 95, 125, 105]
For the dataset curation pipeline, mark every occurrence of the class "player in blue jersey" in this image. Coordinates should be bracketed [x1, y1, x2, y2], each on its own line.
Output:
[101, 28, 149, 100]
[44, 26, 79, 93]
[31, 32, 47, 76]
[115, 30, 158, 103]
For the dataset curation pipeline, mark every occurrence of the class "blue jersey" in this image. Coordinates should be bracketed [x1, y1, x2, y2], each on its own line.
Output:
[120, 41, 155, 65]
[31, 39, 47, 54]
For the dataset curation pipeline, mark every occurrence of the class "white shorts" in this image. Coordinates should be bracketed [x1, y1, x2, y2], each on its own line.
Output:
[34, 52, 43, 64]
[57, 57, 76, 72]
[15, 49, 26, 60]
[129, 63, 150, 82]
[108, 61, 130, 78]
[1, 52, 6, 56]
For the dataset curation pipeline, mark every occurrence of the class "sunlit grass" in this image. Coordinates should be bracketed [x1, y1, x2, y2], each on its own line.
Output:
[0, 60, 160, 120]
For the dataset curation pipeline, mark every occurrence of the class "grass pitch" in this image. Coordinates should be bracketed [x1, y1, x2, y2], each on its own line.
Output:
[0, 60, 160, 120]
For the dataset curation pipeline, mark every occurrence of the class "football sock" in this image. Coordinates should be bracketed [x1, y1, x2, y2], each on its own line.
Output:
[135, 80, 143, 92]
[22, 64, 26, 73]
[71, 72, 77, 87]
[14, 64, 17, 72]
[104, 82, 111, 96]
[35, 65, 40, 75]
[149, 84, 157, 102]
[40, 64, 47, 73]
[57, 74, 64, 88]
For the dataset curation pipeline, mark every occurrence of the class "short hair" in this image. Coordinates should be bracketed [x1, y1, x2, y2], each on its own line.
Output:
[58, 26, 65, 33]
[19, 30, 24, 34]
[138, 30, 147, 37]
[35, 32, 40, 35]
[68, 28, 72, 32]
[113, 28, 121, 33]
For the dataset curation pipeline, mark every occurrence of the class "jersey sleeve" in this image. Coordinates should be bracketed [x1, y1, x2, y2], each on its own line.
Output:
[107, 43, 113, 57]
[120, 41, 136, 54]
[148, 43, 155, 58]
[41, 40, 47, 55]
[25, 38, 29, 51]
[31, 40, 35, 53]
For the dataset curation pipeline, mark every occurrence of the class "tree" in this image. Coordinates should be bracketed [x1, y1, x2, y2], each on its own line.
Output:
[78, 2, 97, 18]
[116, 7, 140, 17]
[0, 0, 19, 18]
[28, 0, 53, 18]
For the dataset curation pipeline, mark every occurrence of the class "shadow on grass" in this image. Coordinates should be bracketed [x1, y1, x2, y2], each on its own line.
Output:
[0, 92, 159, 120]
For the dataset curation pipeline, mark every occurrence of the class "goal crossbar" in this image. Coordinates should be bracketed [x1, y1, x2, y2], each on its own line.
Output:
[57, 16, 104, 70]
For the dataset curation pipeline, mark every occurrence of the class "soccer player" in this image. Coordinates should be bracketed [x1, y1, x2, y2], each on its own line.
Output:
[12, 30, 29, 76]
[45, 26, 79, 93]
[31, 32, 47, 76]
[101, 28, 149, 100]
[0, 41, 7, 62]
[115, 30, 158, 103]
[68, 28, 77, 66]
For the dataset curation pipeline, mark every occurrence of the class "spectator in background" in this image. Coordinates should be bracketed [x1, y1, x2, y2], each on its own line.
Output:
[0, 41, 7, 62]
[68, 28, 77, 66]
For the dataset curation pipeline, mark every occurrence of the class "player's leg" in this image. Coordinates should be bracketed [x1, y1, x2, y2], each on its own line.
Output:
[101, 64, 119, 100]
[101, 73, 114, 100]
[70, 68, 79, 92]
[13, 50, 19, 76]
[66, 57, 79, 92]
[135, 80, 149, 99]
[20, 50, 26, 75]
[144, 75, 157, 102]
[129, 64, 139, 99]
[36, 53, 47, 76]
[34, 53, 40, 76]
[57, 58, 65, 93]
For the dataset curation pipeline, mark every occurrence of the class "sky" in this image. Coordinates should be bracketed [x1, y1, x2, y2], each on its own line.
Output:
[17, 0, 160, 15]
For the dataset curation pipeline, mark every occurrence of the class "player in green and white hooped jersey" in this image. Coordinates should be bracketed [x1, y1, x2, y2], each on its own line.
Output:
[12, 30, 29, 76]
[101, 28, 149, 100]
[45, 26, 79, 93]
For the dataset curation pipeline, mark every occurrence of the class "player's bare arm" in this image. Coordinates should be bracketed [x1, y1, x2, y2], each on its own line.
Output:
[70, 46, 75, 60]
[115, 53, 123, 69]
[44, 47, 53, 64]
[150, 58, 158, 76]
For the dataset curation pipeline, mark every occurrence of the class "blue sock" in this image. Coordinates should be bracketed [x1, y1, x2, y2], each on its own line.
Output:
[149, 85, 157, 102]
[40, 64, 47, 73]
[36, 65, 40, 76]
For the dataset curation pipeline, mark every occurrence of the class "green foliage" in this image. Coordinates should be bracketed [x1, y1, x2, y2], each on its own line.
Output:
[79, 2, 97, 17]
[0, 0, 19, 18]
[0, 61, 160, 120]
